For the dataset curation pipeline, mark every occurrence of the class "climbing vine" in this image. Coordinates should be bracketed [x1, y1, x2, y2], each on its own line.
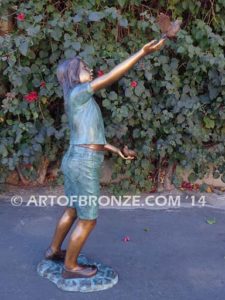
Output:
[0, 0, 224, 193]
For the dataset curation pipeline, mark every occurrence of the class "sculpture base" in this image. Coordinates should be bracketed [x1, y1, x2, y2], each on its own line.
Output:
[37, 254, 118, 292]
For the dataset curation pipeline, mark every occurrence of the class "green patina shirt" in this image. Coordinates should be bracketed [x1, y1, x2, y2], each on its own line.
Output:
[66, 82, 107, 145]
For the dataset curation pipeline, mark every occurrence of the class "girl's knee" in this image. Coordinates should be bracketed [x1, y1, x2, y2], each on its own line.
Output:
[64, 207, 77, 219]
[79, 218, 97, 228]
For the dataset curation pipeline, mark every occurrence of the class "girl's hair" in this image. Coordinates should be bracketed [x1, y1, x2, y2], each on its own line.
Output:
[56, 56, 81, 118]
[56, 56, 81, 99]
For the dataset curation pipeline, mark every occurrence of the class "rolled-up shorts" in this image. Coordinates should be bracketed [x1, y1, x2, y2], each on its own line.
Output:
[60, 145, 105, 220]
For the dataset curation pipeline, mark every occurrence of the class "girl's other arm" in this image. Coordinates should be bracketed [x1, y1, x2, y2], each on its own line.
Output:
[104, 144, 136, 160]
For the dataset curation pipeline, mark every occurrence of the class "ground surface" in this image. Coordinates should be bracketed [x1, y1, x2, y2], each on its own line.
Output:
[0, 185, 225, 300]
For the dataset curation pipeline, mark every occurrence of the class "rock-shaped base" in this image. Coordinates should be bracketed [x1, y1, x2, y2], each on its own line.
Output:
[37, 254, 118, 292]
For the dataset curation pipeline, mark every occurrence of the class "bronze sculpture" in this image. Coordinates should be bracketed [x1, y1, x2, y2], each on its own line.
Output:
[157, 13, 182, 39]
[44, 14, 181, 280]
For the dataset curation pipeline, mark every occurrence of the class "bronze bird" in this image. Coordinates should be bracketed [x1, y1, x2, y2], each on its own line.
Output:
[157, 13, 182, 39]
[122, 145, 137, 158]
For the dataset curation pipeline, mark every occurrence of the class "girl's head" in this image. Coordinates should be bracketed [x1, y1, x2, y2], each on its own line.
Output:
[56, 57, 93, 97]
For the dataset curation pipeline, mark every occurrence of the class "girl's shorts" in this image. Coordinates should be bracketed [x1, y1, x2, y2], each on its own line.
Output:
[60, 145, 105, 220]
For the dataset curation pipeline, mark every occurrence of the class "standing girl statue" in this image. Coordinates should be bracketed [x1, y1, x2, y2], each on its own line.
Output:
[44, 38, 166, 279]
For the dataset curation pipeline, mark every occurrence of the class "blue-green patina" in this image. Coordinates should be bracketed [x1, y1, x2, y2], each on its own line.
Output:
[37, 253, 119, 292]
[60, 82, 106, 220]
[66, 82, 107, 145]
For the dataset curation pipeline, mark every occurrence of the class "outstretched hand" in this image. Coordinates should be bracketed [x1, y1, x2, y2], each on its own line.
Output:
[142, 38, 166, 55]
[118, 145, 137, 160]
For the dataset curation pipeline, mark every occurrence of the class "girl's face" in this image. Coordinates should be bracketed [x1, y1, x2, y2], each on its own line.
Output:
[79, 61, 93, 83]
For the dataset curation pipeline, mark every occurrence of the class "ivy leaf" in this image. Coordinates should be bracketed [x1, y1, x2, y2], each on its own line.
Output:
[26, 25, 40, 37]
[203, 116, 215, 129]
[221, 173, 225, 183]
[49, 51, 60, 63]
[119, 18, 128, 28]
[144, 71, 152, 81]
[209, 87, 219, 100]
[47, 126, 56, 137]
[15, 128, 22, 143]
[206, 217, 216, 225]
[46, 4, 55, 13]
[177, 46, 185, 54]
[120, 106, 129, 117]
[108, 91, 117, 100]
[72, 42, 81, 51]
[118, 0, 127, 7]
[177, 114, 185, 124]
[11, 73, 23, 87]
[55, 129, 64, 139]
[64, 49, 77, 59]
[32, 143, 42, 152]
[213, 170, 220, 179]
[14, 36, 29, 56]
[102, 99, 111, 109]
[88, 12, 105, 22]
[188, 172, 198, 182]
[73, 14, 82, 23]
[35, 134, 45, 143]
[50, 27, 62, 41]
[134, 84, 144, 96]
[125, 88, 133, 98]
[33, 15, 43, 22]
[199, 183, 209, 192]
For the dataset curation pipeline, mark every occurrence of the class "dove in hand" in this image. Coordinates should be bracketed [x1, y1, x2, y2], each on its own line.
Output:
[157, 13, 182, 39]
[122, 145, 137, 159]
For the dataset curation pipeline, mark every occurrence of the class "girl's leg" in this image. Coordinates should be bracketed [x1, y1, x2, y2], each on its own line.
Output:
[64, 218, 97, 271]
[47, 207, 77, 253]
[62, 149, 103, 277]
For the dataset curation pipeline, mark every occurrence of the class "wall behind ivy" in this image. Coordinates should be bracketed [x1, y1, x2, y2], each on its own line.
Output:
[0, 0, 225, 193]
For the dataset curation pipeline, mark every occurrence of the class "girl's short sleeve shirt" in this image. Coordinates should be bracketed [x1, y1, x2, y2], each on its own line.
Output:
[67, 82, 107, 145]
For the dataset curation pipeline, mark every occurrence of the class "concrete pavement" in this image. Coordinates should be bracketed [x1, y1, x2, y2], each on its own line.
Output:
[1, 196, 225, 300]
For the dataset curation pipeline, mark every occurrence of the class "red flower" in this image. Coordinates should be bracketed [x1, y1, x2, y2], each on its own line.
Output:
[122, 236, 130, 242]
[24, 163, 33, 169]
[130, 81, 138, 88]
[40, 81, 46, 88]
[181, 181, 193, 191]
[16, 13, 25, 21]
[150, 187, 157, 193]
[24, 91, 38, 103]
[97, 70, 104, 77]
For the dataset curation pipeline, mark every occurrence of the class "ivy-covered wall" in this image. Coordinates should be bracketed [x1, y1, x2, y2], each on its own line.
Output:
[0, 0, 225, 193]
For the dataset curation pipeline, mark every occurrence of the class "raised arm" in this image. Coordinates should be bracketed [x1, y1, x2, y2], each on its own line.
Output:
[90, 38, 166, 92]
